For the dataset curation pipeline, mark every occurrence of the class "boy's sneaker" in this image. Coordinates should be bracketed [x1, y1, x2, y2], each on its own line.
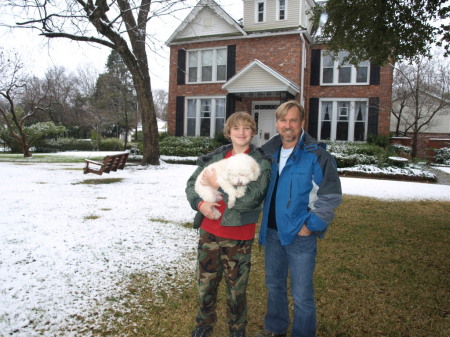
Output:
[191, 326, 212, 337]
[255, 330, 287, 337]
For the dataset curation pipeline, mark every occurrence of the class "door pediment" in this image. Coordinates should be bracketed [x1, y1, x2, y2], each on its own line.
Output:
[222, 59, 300, 96]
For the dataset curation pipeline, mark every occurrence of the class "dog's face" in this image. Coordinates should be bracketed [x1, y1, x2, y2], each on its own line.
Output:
[225, 156, 261, 186]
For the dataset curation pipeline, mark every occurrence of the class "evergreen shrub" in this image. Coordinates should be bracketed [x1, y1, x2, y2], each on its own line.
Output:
[326, 141, 383, 168]
[35, 137, 125, 152]
[159, 135, 228, 157]
[434, 147, 450, 165]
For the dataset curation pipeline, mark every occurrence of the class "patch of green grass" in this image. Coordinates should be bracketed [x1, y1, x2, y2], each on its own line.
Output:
[179, 221, 195, 229]
[149, 218, 172, 224]
[83, 215, 100, 221]
[150, 218, 196, 230]
[0, 154, 85, 163]
[73, 178, 124, 185]
[83, 196, 449, 337]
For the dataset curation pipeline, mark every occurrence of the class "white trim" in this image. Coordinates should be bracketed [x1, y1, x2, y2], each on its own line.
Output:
[166, 0, 247, 45]
[167, 29, 307, 46]
[320, 50, 370, 86]
[185, 96, 226, 137]
[222, 59, 300, 95]
[318, 98, 369, 141]
[276, 0, 288, 21]
[255, 0, 266, 23]
[186, 47, 228, 84]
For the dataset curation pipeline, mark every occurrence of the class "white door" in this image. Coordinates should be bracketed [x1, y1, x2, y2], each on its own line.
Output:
[252, 102, 279, 147]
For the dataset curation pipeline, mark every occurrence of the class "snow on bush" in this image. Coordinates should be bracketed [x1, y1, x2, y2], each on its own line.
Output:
[434, 147, 450, 165]
[339, 164, 436, 182]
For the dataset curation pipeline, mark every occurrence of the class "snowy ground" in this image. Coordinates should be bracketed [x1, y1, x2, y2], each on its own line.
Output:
[1, 154, 450, 336]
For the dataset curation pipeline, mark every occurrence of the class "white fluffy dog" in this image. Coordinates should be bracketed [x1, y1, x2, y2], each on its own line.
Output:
[195, 153, 261, 217]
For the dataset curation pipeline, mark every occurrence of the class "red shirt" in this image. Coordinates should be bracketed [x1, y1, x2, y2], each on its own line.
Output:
[200, 149, 256, 240]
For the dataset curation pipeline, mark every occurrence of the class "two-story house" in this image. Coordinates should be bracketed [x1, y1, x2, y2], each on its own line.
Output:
[165, 0, 393, 147]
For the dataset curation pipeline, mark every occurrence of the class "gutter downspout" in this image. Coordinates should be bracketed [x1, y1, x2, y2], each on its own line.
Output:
[299, 31, 307, 107]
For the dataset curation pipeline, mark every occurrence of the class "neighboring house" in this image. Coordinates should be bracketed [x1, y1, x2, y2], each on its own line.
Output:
[390, 91, 450, 158]
[165, 0, 393, 147]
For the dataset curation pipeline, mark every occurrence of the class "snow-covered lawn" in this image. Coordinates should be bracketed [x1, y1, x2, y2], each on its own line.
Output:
[1, 156, 450, 336]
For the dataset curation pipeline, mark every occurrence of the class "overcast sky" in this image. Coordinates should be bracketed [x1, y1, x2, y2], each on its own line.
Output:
[0, 0, 243, 91]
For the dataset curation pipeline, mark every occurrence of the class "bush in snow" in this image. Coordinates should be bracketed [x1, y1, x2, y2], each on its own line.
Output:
[389, 143, 412, 156]
[434, 147, 450, 165]
[326, 141, 384, 168]
[159, 135, 228, 157]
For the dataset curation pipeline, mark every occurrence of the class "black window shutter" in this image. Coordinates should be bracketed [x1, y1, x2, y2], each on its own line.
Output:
[310, 49, 321, 86]
[226, 94, 236, 118]
[308, 98, 319, 138]
[227, 45, 236, 80]
[369, 64, 380, 85]
[175, 96, 185, 136]
[368, 97, 379, 135]
[177, 49, 186, 85]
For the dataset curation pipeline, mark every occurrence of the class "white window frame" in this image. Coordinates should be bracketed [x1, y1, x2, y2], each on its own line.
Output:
[255, 0, 266, 23]
[277, 0, 287, 21]
[320, 50, 370, 86]
[318, 98, 369, 141]
[185, 96, 226, 137]
[186, 47, 227, 84]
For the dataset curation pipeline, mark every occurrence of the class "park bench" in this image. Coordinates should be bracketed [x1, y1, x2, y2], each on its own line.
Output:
[83, 152, 129, 175]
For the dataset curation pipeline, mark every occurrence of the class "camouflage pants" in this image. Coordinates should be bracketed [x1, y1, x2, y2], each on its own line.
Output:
[195, 229, 254, 331]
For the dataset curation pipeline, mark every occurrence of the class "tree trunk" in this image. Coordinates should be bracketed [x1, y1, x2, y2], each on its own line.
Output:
[136, 88, 160, 165]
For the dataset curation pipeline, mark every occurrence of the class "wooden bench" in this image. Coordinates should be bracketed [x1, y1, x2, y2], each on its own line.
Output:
[83, 152, 129, 175]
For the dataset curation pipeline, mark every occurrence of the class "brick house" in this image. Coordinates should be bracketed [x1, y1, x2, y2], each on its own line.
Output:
[165, 0, 393, 147]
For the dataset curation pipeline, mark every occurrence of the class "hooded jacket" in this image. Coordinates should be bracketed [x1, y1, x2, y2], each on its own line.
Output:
[259, 132, 342, 246]
[186, 144, 272, 227]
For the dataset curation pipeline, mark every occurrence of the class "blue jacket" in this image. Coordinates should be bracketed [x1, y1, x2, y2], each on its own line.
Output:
[259, 131, 342, 246]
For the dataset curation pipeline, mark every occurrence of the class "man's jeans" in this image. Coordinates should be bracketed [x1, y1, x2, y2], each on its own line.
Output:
[263, 228, 317, 337]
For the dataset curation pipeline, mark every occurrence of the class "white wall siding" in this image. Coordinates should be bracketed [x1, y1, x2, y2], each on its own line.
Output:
[243, 0, 303, 32]
[230, 66, 287, 91]
[177, 7, 239, 39]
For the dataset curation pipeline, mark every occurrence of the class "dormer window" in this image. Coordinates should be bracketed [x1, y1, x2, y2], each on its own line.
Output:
[278, 0, 286, 20]
[256, 0, 266, 23]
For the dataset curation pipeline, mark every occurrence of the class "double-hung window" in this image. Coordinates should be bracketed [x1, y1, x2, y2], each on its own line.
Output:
[256, 0, 266, 23]
[277, 0, 286, 20]
[321, 51, 370, 85]
[319, 99, 368, 141]
[186, 97, 226, 137]
[187, 48, 227, 83]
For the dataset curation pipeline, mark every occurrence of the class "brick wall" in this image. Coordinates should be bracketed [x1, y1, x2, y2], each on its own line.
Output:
[390, 133, 450, 160]
[167, 38, 393, 138]
[167, 34, 304, 134]
[306, 44, 393, 136]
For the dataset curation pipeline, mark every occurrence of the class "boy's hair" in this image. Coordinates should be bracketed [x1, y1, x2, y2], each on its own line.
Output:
[223, 112, 257, 139]
[275, 100, 305, 121]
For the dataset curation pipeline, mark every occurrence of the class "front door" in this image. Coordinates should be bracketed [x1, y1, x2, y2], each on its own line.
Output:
[252, 102, 279, 147]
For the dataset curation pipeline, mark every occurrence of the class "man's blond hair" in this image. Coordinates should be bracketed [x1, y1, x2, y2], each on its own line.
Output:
[275, 100, 305, 121]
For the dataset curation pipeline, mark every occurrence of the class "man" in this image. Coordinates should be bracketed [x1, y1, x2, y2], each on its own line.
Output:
[256, 100, 342, 337]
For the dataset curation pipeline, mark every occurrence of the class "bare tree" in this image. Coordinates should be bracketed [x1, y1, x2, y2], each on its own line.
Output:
[392, 54, 450, 158]
[0, 49, 44, 157]
[5, 0, 189, 165]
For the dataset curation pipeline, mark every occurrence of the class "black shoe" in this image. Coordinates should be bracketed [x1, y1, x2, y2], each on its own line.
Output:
[230, 329, 245, 337]
[191, 326, 212, 337]
[255, 330, 286, 337]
